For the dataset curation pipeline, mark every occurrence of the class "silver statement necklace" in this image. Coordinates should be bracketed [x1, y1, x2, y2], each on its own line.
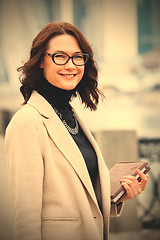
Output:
[53, 106, 79, 135]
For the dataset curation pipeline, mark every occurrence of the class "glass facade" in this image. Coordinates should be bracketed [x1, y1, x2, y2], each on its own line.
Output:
[137, 0, 160, 53]
[0, 0, 60, 83]
[73, 0, 104, 62]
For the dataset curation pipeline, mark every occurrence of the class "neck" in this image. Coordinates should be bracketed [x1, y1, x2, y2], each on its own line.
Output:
[37, 78, 76, 109]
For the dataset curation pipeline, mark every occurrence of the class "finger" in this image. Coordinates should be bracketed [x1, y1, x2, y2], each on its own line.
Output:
[140, 178, 148, 191]
[136, 169, 148, 180]
[121, 182, 134, 199]
[136, 169, 149, 191]
[121, 175, 142, 183]
[136, 169, 148, 182]
[121, 170, 148, 182]
[121, 178, 142, 196]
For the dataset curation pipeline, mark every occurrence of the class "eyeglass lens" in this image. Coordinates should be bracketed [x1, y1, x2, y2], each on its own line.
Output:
[52, 53, 88, 66]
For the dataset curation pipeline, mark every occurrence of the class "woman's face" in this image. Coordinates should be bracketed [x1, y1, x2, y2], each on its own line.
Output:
[41, 34, 85, 90]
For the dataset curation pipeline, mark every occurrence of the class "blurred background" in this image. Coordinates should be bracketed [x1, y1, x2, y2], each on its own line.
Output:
[0, 0, 160, 239]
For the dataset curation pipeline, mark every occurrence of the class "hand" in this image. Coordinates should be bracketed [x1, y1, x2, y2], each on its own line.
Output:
[117, 169, 149, 203]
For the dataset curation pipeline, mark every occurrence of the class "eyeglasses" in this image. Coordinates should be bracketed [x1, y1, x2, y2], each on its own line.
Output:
[44, 52, 89, 66]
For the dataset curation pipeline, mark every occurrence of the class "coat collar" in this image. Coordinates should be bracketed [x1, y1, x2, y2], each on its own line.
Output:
[27, 91, 101, 209]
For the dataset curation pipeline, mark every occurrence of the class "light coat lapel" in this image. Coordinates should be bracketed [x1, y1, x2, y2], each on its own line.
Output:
[28, 91, 99, 208]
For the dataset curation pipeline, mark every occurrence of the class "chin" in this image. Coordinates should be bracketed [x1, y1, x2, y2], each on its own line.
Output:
[62, 86, 76, 91]
[60, 82, 79, 91]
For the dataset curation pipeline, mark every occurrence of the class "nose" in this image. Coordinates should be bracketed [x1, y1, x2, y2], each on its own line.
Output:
[64, 58, 76, 69]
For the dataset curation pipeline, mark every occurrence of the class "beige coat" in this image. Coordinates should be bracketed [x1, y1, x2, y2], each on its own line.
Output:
[5, 91, 122, 240]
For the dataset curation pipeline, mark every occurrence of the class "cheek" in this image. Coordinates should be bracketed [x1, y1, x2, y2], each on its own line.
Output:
[43, 63, 58, 76]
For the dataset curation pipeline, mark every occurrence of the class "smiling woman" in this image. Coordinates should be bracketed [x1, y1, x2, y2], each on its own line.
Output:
[5, 22, 149, 240]
[17, 22, 101, 110]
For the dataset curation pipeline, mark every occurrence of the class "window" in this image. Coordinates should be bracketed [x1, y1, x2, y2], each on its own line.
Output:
[137, 0, 160, 53]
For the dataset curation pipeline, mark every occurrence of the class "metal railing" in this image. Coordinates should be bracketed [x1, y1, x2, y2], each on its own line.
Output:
[137, 138, 160, 228]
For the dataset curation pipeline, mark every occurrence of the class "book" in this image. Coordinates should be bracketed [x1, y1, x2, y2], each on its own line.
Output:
[109, 161, 151, 203]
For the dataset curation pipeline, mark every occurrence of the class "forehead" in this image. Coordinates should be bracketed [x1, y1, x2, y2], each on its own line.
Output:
[47, 34, 81, 53]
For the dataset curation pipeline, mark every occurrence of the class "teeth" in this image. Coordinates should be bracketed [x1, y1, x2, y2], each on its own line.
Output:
[61, 74, 75, 77]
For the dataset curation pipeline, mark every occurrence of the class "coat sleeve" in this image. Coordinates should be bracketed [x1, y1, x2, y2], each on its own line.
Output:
[5, 108, 44, 240]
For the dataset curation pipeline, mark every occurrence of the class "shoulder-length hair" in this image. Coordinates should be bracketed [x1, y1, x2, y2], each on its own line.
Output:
[17, 22, 103, 110]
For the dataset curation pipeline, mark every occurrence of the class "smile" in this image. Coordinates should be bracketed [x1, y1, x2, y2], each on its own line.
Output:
[60, 74, 76, 78]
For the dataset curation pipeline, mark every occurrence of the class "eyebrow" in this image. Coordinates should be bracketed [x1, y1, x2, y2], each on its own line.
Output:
[52, 50, 83, 54]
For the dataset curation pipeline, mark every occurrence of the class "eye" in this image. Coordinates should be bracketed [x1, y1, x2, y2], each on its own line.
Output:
[74, 54, 84, 60]
[55, 53, 67, 59]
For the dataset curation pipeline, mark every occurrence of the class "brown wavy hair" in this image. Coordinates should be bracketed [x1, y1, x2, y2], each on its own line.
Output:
[17, 22, 103, 110]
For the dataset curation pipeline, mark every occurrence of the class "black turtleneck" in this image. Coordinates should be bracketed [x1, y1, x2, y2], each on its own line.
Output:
[37, 78, 98, 188]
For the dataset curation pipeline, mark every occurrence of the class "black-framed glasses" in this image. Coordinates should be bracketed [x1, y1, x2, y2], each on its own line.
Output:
[44, 52, 89, 66]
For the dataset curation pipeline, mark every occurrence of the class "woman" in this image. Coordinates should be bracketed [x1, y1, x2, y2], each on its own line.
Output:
[5, 22, 148, 240]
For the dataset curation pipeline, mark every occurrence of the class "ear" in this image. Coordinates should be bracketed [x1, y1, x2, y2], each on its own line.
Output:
[40, 61, 44, 69]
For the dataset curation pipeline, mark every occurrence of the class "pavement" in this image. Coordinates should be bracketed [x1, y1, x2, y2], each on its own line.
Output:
[110, 229, 160, 240]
